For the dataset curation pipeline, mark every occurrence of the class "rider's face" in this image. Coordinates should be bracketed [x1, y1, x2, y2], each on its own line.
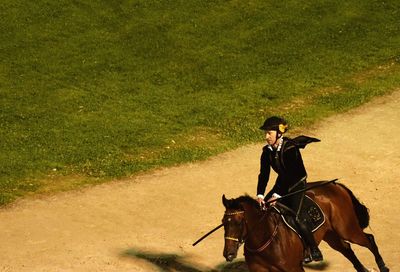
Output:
[265, 130, 277, 145]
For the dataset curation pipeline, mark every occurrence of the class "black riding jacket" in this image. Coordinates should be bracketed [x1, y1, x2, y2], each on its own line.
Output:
[257, 136, 319, 198]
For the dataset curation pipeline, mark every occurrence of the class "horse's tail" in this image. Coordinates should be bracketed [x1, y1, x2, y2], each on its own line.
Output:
[337, 183, 370, 229]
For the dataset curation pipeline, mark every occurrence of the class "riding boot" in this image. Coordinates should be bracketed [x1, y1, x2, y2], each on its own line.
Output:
[296, 219, 323, 262]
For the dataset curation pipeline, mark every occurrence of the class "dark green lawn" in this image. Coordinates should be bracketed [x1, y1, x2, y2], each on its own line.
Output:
[1, 0, 399, 205]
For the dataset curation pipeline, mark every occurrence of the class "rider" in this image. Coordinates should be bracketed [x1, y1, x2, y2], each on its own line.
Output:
[256, 116, 323, 263]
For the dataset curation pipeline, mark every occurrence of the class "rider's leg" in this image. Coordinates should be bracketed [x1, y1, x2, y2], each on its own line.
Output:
[295, 218, 323, 262]
[287, 180, 323, 262]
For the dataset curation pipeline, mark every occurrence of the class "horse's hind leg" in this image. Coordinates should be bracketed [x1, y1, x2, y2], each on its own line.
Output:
[341, 228, 389, 272]
[366, 233, 389, 272]
[352, 232, 389, 272]
[324, 231, 368, 272]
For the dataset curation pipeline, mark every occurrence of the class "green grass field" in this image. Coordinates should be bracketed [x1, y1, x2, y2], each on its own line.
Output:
[1, 0, 400, 205]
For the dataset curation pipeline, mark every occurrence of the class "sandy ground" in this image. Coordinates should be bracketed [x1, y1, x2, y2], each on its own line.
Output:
[1, 91, 399, 272]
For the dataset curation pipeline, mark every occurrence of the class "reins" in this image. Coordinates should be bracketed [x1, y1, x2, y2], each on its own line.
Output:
[245, 219, 279, 253]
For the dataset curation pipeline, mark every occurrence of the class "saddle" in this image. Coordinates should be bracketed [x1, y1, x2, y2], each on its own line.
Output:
[272, 195, 325, 236]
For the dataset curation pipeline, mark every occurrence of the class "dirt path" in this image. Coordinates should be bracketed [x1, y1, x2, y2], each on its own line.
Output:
[1, 91, 400, 272]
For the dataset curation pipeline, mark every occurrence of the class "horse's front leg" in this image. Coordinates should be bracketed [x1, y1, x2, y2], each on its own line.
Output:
[246, 259, 303, 272]
[246, 263, 279, 272]
[246, 257, 279, 272]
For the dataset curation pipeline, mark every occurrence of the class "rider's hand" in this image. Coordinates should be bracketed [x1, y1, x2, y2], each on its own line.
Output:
[267, 193, 281, 206]
[257, 195, 265, 209]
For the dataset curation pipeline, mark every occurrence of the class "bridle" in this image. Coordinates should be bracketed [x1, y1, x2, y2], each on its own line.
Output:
[223, 208, 280, 253]
[224, 211, 246, 245]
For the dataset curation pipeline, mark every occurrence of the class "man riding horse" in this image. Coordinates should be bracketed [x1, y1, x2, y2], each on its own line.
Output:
[256, 116, 323, 263]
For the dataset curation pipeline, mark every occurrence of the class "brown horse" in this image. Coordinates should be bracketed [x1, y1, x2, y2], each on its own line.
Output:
[222, 182, 389, 272]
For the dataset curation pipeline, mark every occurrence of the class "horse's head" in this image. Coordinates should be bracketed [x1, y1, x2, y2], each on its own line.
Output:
[221, 194, 247, 262]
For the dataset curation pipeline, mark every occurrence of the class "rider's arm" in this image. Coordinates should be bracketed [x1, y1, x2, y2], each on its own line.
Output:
[257, 148, 271, 198]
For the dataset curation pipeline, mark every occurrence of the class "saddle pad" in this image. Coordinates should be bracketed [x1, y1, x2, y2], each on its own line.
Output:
[273, 195, 325, 235]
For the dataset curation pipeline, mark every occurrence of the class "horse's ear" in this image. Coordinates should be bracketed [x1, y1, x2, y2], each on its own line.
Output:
[222, 194, 228, 207]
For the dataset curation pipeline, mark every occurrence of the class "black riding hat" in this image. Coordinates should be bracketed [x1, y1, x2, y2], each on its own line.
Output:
[259, 116, 288, 133]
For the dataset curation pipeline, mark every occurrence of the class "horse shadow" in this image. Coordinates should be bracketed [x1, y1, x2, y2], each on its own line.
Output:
[121, 248, 247, 271]
[121, 248, 329, 271]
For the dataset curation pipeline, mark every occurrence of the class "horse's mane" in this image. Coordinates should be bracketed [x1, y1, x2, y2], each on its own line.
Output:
[226, 194, 260, 210]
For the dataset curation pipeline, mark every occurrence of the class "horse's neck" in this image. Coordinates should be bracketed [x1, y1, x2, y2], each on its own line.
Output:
[242, 203, 261, 223]
[242, 203, 278, 240]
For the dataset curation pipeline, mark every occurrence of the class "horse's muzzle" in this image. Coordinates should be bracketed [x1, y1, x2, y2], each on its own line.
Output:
[224, 252, 237, 262]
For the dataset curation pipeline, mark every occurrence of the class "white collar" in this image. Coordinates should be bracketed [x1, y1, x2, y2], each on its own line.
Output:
[267, 137, 283, 151]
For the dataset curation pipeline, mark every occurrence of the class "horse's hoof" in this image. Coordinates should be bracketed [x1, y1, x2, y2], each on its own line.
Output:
[379, 267, 389, 272]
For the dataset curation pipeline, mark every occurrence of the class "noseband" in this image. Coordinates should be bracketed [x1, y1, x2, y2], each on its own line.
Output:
[224, 209, 280, 253]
